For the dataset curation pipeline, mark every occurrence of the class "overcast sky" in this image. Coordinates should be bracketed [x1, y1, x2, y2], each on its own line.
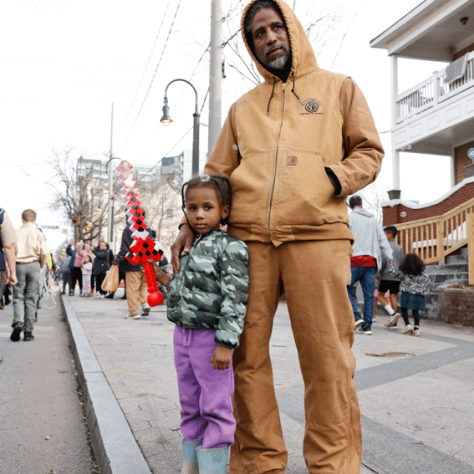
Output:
[1, 0, 451, 252]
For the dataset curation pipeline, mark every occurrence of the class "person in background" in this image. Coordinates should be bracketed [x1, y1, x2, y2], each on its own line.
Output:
[67, 240, 84, 296]
[347, 195, 394, 335]
[388, 253, 430, 337]
[92, 240, 111, 298]
[0, 208, 18, 315]
[113, 215, 150, 319]
[377, 225, 404, 329]
[83, 244, 96, 296]
[59, 253, 72, 295]
[11, 209, 48, 342]
[82, 255, 93, 297]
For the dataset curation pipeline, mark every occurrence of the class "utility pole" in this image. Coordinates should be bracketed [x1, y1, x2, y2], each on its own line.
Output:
[208, 0, 222, 156]
[107, 103, 114, 247]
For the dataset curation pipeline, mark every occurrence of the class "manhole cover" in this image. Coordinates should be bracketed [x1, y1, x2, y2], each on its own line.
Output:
[366, 351, 415, 358]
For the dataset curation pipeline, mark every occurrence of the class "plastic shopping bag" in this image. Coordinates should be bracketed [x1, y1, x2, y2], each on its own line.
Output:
[101, 265, 119, 293]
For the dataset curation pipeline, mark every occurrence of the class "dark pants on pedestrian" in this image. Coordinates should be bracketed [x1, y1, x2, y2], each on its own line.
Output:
[71, 266, 83, 294]
[401, 307, 420, 327]
[95, 273, 107, 295]
[62, 270, 71, 293]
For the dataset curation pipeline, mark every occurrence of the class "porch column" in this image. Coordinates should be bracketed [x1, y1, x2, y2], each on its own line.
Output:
[388, 55, 401, 200]
[450, 147, 456, 188]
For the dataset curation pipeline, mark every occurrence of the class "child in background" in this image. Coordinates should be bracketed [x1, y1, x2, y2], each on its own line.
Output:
[82, 255, 93, 297]
[151, 174, 249, 474]
[388, 253, 430, 336]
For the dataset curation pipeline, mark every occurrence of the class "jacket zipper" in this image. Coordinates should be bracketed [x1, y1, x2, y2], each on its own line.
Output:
[267, 81, 287, 241]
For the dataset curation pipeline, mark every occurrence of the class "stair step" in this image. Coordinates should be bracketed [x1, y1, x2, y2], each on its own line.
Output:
[446, 255, 468, 265]
[426, 263, 468, 274]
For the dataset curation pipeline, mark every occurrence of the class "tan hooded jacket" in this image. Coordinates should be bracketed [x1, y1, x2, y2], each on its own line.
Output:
[204, 0, 384, 246]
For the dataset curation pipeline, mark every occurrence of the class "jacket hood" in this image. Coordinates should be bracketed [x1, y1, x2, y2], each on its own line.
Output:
[241, 0, 319, 84]
[352, 208, 375, 219]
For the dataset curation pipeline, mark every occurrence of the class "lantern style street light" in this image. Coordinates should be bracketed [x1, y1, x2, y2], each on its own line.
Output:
[161, 78, 200, 176]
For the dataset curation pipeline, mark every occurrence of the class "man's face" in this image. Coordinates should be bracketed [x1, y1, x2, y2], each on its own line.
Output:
[250, 8, 291, 73]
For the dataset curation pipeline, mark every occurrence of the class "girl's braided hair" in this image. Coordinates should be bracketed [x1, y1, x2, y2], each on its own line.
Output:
[181, 174, 232, 226]
[399, 253, 425, 277]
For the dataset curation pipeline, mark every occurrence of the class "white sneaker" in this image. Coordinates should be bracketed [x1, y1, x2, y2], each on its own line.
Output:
[141, 304, 150, 317]
[354, 318, 364, 330]
[385, 312, 400, 327]
[132, 314, 141, 320]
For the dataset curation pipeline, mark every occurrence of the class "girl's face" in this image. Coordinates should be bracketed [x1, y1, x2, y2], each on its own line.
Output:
[185, 186, 229, 235]
[84, 256, 91, 264]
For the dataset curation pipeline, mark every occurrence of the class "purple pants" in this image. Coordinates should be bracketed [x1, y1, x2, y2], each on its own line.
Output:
[174, 326, 235, 449]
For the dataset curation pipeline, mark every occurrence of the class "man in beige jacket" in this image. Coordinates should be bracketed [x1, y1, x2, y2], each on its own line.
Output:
[11, 209, 48, 342]
[172, 1, 384, 472]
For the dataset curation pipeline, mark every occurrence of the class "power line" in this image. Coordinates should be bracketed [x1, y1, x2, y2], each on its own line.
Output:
[117, 0, 183, 152]
[117, 0, 173, 138]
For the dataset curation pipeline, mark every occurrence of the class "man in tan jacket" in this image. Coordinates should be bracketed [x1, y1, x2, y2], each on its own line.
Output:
[11, 209, 49, 342]
[171, 1, 384, 472]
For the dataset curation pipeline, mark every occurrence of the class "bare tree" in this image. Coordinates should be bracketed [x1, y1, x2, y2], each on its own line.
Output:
[45, 148, 109, 243]
[350, 181, 390, 225]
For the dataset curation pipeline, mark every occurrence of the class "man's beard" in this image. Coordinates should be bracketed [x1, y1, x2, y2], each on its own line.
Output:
[257, 42, 291, 75]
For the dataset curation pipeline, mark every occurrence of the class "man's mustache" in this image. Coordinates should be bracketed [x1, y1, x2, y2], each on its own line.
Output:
[264, 43, 288, 60]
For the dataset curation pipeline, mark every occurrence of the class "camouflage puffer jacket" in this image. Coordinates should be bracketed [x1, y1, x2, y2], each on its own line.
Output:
[166, 230, 249, 349]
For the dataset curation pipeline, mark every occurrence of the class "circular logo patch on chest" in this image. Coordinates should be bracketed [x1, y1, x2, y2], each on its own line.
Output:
[302, 99, 322, 114]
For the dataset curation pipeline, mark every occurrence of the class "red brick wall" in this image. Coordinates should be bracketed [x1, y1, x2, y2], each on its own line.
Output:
[439, 288, 474, 326]
[382, 181, 474, 226]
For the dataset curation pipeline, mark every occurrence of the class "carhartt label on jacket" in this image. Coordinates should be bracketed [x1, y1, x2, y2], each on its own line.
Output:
[287, 156, 297, 165]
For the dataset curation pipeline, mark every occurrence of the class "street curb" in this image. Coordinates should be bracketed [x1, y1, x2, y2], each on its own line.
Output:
[61, 294, 152, 474]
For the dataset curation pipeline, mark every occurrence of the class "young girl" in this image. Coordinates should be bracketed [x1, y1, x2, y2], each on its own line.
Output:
[388, 253, 430, 336]
[82, 255, 93, 297]
[152, 174, 249, 474]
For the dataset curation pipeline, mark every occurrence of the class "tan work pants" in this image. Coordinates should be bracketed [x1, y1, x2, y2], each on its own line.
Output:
[125, 271, 148, 316]
[231, 240, 362, 474]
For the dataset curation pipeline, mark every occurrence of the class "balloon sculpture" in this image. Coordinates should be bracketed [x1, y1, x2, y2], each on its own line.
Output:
[116, 161, 165, 307]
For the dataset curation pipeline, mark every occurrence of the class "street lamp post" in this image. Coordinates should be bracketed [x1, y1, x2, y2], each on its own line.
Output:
[105, 157, 123, 251]
[161, 79, 200, 177]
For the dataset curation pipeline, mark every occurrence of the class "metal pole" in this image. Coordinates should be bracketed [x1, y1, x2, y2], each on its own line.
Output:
[208, 0, 222, 154]
[107, 103, 114, 244]
[193, 112, 201, 176]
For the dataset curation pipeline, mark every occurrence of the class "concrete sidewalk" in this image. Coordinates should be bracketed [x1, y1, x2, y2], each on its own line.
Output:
[64, 288, 474, 474]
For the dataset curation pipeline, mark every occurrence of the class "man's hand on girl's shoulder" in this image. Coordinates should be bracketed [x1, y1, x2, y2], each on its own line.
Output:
[211, 345, 232, 370]
[171, 224, 194, 274]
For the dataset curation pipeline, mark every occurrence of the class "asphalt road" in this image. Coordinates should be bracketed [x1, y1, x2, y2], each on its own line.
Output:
[0, 285, 97, 474]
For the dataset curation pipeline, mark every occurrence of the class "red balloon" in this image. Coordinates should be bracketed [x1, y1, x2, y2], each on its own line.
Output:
[147, 291, 164, 307]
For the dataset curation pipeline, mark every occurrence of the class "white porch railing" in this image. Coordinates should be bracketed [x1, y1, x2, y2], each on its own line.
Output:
[395, 51, 474, 124]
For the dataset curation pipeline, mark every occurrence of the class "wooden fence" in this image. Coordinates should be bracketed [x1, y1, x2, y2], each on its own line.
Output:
[394, 198, 474, 285]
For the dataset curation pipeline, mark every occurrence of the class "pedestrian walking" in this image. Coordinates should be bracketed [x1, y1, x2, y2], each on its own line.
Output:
[347, 196, 395, 335]
[171, 1, 385, 471]
[82, 255, 93, 297]
[92, 240, 110, 298]
[388, 253, 430, 337]
[0, 207, 18, 296]
[113, 215, 150, 319]
[153, 175, 249, 474]
[11, 209, 48, 342]
[377, 225, 404, 329]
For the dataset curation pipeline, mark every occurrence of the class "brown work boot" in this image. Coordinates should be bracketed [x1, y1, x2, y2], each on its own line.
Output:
[265, 470, 285, 473]
[90, 289, 94, 297]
